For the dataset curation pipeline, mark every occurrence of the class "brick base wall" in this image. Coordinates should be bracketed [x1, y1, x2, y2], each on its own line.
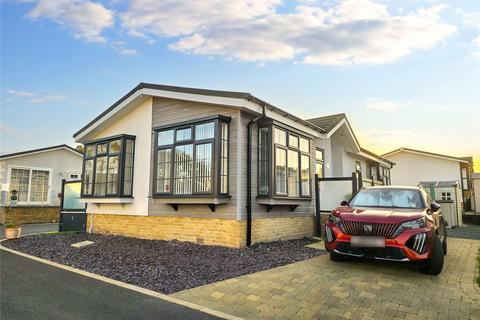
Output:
[87, 214, 316, 248]
[0, 206, 60, 225]
[252, 216, 315, 243]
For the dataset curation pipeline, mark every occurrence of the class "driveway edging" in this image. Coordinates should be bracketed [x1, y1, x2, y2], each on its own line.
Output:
[0, 243, 243, 320]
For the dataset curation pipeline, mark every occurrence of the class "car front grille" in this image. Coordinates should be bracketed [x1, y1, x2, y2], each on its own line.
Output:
[341, 220, 398, 239]
[336, 242, 406, 261]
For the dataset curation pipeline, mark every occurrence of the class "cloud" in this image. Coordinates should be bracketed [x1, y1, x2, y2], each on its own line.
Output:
[120, 0, 456, 65]
[6, 89, 35, 97]
[28, 0, 114, 43]
[462, 11, 480, 58]
[363, 98, 452, 112]
[364, 98, 406, 111]
[0, 124, 31, 137]
[6, 89, 67, 104]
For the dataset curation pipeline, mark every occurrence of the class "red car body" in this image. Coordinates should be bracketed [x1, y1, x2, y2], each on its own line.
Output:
[324, 187, 447, 274]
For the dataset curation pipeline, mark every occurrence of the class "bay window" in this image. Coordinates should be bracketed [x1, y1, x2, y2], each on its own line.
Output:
[258, 124, 311, 198]
[154, 116, 230, 197]
[81, 135, 135, 198]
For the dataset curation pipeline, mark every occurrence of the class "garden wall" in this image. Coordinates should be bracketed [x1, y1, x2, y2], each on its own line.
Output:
[0, 206, 60, 225]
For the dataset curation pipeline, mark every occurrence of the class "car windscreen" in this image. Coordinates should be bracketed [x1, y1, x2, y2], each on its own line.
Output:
[349, 189, 424, 209]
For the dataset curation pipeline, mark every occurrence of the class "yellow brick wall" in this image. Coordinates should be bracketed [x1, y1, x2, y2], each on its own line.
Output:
[87, 214, 315, 248]
[252, 216, 315, 243]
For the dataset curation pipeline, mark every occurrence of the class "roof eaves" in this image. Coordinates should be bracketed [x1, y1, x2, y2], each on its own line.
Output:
[0, 144, 82, 159]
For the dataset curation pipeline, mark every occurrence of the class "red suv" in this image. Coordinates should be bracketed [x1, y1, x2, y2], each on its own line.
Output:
[324, 186, 447, 275]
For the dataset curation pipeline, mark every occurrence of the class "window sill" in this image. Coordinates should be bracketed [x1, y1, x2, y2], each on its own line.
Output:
[151, 196, 230, 212]
[80, 197, 134, 204]
[256, 197, 312, 213]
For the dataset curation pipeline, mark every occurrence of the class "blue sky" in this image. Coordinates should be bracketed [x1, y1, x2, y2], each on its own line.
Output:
[1, 0, 479, 160]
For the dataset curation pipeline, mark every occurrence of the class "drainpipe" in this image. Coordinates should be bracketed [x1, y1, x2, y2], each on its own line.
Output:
[246, 103, 266, 247]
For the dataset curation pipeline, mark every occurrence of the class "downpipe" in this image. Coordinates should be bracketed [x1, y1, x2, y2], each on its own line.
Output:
[246, 104, 266, 247]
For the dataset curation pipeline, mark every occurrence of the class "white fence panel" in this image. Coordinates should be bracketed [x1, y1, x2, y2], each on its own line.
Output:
[319, 180, 353, 212]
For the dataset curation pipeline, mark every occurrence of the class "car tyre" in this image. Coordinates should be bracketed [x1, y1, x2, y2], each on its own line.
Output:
[330, 251, 344, 262]
[421, 236, 444, 275]
[442, 231, 448, 256]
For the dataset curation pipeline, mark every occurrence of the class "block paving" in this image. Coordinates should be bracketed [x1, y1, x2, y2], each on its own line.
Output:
[173, 238, 480, 319]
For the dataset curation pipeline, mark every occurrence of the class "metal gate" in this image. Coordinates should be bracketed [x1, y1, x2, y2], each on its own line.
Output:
[314, 172, 361, 236]
[59, 179, 86, 232]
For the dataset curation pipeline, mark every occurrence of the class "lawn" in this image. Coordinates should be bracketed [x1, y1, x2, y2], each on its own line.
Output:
[2, 233, 325, 294]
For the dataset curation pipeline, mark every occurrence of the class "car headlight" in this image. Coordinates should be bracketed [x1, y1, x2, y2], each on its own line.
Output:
[399, 217, 426, 230]
[328, 214, 345, 232]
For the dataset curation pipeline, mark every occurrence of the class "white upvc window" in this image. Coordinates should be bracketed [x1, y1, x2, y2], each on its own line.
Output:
[7, 166, 53, 205]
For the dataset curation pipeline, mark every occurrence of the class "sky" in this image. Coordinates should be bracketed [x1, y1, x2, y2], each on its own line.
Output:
[1, 0, 479, 168]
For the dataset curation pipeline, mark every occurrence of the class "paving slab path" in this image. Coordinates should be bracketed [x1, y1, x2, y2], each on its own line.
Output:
[173, 238, 480, 320]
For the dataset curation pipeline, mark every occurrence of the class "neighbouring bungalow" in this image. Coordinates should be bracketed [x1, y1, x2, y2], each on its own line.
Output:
[74, 83, 393, 248]
[0, 144, 83, 225]
[382, 147, 475, 227]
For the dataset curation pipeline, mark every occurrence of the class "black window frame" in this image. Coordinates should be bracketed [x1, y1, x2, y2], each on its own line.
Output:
[153, 115, 231, 198]
[315, 148, 325, 178]
[81, 134, 136, 198]
[257, 120, 312, 200]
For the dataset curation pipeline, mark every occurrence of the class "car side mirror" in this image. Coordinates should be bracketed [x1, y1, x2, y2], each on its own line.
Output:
[340, 200, 349, 206]
[430, 202, 441, 213]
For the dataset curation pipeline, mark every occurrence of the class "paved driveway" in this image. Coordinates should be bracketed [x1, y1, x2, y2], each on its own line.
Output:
[0, 250, 221, 320]
[173, 238, 480, 320]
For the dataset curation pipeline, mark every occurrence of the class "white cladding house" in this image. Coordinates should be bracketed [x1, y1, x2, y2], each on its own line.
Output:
[0, 144, 83, 207]
[382, 148, 475, 226]
[73, 83, 394, 248]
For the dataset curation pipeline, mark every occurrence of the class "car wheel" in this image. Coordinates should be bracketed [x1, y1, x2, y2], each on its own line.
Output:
[421, 236, 444, 275]
[330, 251, 344, 262]
[442, 230, 448, 256]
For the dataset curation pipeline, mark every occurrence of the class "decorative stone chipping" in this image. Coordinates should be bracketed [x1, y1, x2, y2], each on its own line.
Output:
[86, 214, 315, 248]
[0, 206, 60, 225]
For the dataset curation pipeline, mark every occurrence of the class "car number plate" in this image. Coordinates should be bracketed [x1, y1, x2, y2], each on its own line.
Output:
[351, 236, 385, 247]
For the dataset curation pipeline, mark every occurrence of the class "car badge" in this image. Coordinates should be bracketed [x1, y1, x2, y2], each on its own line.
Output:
[364, 224, 373, 233]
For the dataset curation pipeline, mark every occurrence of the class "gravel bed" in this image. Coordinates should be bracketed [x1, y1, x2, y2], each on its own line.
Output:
[3, 233, 325, 294]
[447, 224, 480, 240]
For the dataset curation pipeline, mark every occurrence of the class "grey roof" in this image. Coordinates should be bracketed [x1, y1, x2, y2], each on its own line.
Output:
[0, 144, 82, 159]
[419, 181, 459, 188]
[306, 113, 346, 132]
[73, 83, 325, 138]
[359, 147, 395, 165]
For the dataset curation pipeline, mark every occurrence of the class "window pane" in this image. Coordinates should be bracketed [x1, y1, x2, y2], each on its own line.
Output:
[85, 145, 95, 157]
[174, 144, 193, 194]
[176, 128, 192, 141]
[220, 122, 229, 194]
[289, 134, 299, 148]
[275, 147, 287, 195]
[97, 143, 107, 154]
[195, 122, 215, 140]
[194, 143, 213, 193]
[107, 156, 119, 194]
[83, 159, 94, 194]
[316, 161, 324, 178]
[94, 156, 108, 196]
[109, 140, 121, 153]
[156, 149, 172, 193]
[158, 130, 174, 146]
[274, 128, 286, 145]
[316, 149, 323, 161]
[300, 138, 309, 153]
[123, 140, 134, 195]
[288, 150, 299, 197]
[10, 168, 30, 202]
[259, 127, 269, 195]
[301, 155, 310, 196]
[30, 170, 49, 202]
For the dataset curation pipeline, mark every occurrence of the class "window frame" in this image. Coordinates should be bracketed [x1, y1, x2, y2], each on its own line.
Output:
[81, 134, 136, 198]
[153, 115, 231, 198]
[7, 165, 53, 205]
[257, 121, 312, 199]
[315, 148, 325, 178]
